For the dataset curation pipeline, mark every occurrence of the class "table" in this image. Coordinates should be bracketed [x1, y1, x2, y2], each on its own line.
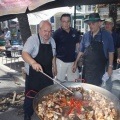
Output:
[0, 47, 22, 70]
[111, 69, 120, 81]
[0, 46, 6, 57]
[110, 69, 120, 99]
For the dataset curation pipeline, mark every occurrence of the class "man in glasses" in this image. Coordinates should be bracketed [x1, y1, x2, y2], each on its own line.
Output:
[72, 13, 114, 86]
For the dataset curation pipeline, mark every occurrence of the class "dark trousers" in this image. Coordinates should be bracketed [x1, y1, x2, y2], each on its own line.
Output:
[24, 75, 34, 117]
[9, 40, 11, 44]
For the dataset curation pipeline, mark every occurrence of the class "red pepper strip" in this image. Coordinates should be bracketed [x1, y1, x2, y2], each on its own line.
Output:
[67, 107, 74, 115]
[70, 97, 75, 106]
[67, 97, 75, 115]
[74, 101, 81, 114]
[77, 104, 81, 114]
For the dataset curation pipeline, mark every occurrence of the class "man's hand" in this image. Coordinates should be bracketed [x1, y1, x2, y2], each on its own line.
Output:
[72, 63, 77, 73]
[117, 58, 120, 64]
[72, 52, 82, 73]
[31, 62, 43, 72]
[53, 66, 57, 77]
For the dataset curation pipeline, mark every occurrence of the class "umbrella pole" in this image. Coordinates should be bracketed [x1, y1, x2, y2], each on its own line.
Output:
[74, 5, 76, 29]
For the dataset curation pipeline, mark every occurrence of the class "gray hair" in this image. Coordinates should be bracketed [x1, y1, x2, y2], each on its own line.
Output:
[39, 20, 51, 29]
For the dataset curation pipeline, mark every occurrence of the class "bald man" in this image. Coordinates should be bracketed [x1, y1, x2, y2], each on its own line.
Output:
[22, 20, 57, 120]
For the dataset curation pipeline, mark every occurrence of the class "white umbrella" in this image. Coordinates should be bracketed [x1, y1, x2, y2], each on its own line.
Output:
[0, 0, 54, 16]
[12, 7, 73, 25]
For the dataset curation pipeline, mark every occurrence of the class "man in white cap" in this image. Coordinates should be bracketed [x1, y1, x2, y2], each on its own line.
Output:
[72, 13, 114, 86]
[104, 17, 120, 69]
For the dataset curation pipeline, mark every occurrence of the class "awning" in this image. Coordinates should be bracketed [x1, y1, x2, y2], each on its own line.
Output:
[0, 0, 119, 21]
[0, 0, 54, 16]
[12, 7, 73, 25]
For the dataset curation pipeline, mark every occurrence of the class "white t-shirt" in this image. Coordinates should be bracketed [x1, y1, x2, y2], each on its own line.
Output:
[4, 31, 11, 41]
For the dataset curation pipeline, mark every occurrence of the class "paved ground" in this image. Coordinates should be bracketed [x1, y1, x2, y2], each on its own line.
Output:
[0, 55, 39, 120]
[0, 71, 25, 120]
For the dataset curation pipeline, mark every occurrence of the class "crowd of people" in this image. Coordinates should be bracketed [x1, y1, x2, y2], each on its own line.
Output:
[0, 28, 21, 57]
[0, 28, 21, 45]
[21, 13, 120, 120]
[0, 27, 11, 45]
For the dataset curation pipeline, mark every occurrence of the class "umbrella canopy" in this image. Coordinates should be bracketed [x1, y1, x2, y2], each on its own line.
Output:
[0, 0, 54, 16]
[12, 7, 74, 25]
[0, 0, 120, 21]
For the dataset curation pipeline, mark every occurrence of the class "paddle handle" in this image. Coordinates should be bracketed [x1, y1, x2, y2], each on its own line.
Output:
[40, 71, 73, 94]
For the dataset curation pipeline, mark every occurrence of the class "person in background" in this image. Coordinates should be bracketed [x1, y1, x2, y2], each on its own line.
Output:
[53, 13, 79, 82]
[22, 20, 57, 120]
[16, 29, 21, 40]
[104, 17, 120, 69]
[72, 13, 114, 86]
[4, 27, 11, 44]
[0, 29, 4, 38]
[0, 28, 12, 57]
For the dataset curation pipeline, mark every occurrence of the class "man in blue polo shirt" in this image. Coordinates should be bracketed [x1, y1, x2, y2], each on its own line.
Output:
[104, 17, 120, 69]
[72, 13, 114, 86]
[53, 13, 79, 82]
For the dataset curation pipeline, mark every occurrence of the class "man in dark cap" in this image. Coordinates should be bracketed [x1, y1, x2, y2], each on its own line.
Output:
[72, 13, 114, 86]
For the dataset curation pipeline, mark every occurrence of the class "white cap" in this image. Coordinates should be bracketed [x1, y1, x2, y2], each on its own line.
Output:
[104, 17, 113, 23]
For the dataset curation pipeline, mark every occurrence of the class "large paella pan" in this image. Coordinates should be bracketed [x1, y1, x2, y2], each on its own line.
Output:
[33, 82, 120, 120]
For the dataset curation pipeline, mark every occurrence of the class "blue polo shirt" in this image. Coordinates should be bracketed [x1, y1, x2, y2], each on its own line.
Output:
[80, 29, 114, 59]
[112, 31, 120, 48]
[53, 27, 79, 62]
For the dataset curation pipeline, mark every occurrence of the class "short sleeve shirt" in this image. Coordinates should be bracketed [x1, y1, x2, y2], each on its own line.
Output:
[22, 34, 56, 75]
[112, 31, 120, 48]
[53, 27, 79, 62]
[4, 31, 11, 41]
[80, 29, 114, 59]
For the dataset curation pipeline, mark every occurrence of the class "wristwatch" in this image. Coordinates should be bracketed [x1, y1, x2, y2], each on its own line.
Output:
[109, 65, 113, 68]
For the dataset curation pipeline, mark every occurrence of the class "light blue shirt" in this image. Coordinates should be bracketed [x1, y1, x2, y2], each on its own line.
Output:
[22, 34, 56, 75]
[80, 29, 114, 59]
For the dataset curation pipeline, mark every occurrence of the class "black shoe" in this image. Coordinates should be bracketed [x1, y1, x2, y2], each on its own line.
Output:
[24, 115, 31, 120]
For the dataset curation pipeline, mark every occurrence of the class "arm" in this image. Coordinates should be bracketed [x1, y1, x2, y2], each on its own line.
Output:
[72, 33, 86, 72]
[52, 56, 57, 77]
[0, 35, 4, 38]
[76, 42, 80, 53]
[72, 51, 83, 72]
[107, 32, 114, 76]
[107, 52, 114, 76]
[116, 34, 120, 64]
[117, 48, 120, 64]
[22, 51, 43, 72]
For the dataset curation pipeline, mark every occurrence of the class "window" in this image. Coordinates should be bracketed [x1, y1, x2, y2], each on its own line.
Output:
[76, 19, 82, 31]
[87, 5, 96, 12]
